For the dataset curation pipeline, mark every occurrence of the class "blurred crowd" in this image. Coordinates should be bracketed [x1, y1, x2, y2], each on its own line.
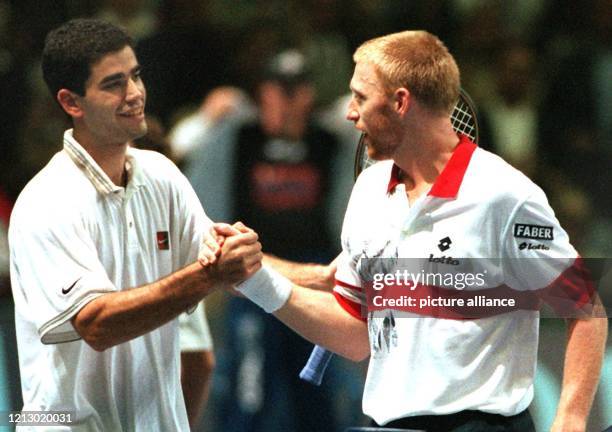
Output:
[0, 0, 610, 254]
[0, 0, 610, 431]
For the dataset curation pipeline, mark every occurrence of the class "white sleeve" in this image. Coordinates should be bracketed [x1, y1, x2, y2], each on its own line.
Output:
[502, 187, 594, 315]
[9, 215, 116, 344]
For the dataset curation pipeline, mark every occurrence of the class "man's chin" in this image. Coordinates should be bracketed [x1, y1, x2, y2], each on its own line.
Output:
[130, 122, 148, 140]
[366, 146, 391, 162]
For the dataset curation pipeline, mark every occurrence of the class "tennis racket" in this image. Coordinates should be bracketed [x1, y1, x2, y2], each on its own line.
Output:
[300, 89, 479, 386]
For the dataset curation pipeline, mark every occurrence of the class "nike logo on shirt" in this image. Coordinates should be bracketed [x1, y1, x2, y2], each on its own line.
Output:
[62, 278, 81, 295]
[157, 231, 169, 250]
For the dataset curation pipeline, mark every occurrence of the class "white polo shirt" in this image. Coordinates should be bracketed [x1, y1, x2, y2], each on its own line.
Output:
[333, 136, 590, 425]
[9, 130, 211, 431]
[179, 301, 213, 352]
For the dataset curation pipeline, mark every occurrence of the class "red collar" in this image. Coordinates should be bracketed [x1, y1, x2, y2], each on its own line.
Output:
[387, 134, 477, 198]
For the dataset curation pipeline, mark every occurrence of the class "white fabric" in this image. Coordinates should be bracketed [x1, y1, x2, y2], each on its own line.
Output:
[333, 144, 578, 425]
[179, 301, 213, 351]
[9, 129, 212, 431]
[236, 266, 293, 313]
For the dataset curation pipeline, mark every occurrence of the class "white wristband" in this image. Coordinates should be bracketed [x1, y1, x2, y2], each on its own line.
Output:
[236, 266, 293, 313]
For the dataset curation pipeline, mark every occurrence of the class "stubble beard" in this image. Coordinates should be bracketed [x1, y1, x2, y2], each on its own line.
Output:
[366, 133, 395, 161]
[125, 117, 148, 142]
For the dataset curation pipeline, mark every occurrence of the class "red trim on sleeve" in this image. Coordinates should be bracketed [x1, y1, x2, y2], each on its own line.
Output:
[333, 291, 366, 322]
[541, 257, 596, 315]
[335, 278, 362, 292]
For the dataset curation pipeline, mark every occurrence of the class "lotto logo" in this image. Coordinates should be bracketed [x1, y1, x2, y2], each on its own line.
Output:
[519, 242, 550, 251]
[438, 236, 452, 252]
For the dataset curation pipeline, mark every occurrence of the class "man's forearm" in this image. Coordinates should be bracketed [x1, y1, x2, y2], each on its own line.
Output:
[273, 286, 369, 362]
[552, 316, 608, 430]
[263, 253, 335, 291]
[73, 262, 218, 351]
[73, 229, 263, 351]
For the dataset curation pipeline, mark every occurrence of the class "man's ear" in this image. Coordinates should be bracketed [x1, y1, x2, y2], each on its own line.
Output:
[393, 87, 410, 116]
[57, 89, 84, 118]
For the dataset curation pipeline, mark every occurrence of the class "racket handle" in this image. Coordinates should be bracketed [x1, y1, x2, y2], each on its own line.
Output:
[299, 345, 334, 385]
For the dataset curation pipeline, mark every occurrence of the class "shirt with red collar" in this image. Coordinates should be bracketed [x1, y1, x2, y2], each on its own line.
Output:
[332, 136, 590, 424]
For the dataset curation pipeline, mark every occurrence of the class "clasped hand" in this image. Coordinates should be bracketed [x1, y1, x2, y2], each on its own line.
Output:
[198, 222, 262, 287]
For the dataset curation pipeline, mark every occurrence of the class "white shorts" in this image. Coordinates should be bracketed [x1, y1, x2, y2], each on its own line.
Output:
[179, 301, 213, 352]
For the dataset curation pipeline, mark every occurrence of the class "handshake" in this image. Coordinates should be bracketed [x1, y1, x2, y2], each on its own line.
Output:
[196, 222, 293, 313]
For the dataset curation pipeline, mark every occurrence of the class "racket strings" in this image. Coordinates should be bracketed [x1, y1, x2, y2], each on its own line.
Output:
[451, 102, 476, 141]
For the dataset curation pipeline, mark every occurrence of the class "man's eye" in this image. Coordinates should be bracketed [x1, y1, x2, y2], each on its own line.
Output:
[103, 81, 123, 89]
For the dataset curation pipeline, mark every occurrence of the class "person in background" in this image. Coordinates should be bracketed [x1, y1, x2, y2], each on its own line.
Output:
[181, 49, 342, 432]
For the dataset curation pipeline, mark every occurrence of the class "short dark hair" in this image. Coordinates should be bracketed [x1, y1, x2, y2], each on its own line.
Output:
[42, 18, 134, 97]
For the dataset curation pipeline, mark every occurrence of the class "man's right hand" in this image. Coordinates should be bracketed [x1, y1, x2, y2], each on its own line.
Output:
[205, 222, 262, 287]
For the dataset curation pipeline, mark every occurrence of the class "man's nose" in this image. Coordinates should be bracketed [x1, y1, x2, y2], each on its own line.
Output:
[346, 108, 359, 122]
[126, 77, 144, 101]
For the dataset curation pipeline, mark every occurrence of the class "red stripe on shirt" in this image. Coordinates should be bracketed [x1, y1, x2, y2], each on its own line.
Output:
[335, 278, 362, 292]
[334, 291, 367, 322]
[541, 256, 596, 315]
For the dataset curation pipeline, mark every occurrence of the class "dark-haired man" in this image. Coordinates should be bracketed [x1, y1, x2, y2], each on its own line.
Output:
[9, 19, 262, 431]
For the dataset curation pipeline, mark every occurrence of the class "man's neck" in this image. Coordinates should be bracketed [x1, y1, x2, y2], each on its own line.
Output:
[394, 115, 459, 203]
[73, 128, 129, 187]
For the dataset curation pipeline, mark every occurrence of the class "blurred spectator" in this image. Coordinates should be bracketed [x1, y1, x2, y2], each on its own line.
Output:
[228, 17, 289, 101]
[169, 86, 256, 167]
[170, 87, 256, 223]
[296, 0, 354, 107]
[315, 92, 360, 240]
[180, 49, 342, 432]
